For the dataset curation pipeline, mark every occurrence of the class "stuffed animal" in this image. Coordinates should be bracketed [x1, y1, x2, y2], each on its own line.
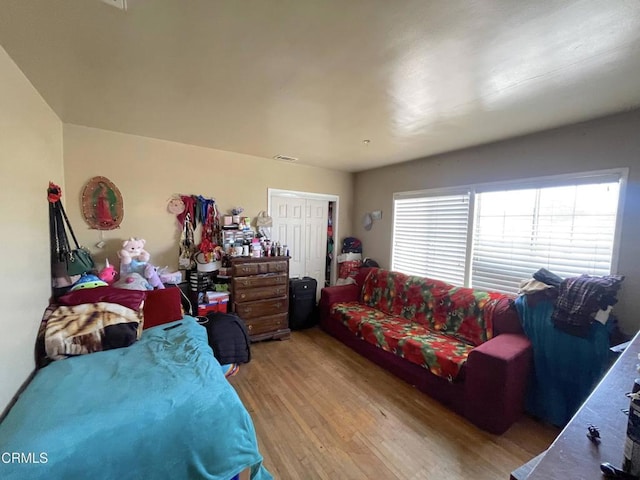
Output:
[118, 238, 150, 266]
[113, 272, 152, 291]
[117, 237, 165, 289]
[98, 259, 117, 285]
[70, 274, 108, 291]
[144, 264, 165, 289]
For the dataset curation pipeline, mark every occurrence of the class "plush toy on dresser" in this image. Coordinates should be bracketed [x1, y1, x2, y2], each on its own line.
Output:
[115, 237, 165, 290]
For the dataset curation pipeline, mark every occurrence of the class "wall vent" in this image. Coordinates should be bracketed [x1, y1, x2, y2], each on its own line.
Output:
[272, 154, 298, 162]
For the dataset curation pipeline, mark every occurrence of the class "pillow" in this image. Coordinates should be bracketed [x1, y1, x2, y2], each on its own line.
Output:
[143, 287, 183, 329]
[58, 286, 146, 312]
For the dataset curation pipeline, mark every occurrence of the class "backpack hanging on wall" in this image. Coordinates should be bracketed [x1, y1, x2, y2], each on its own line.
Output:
[203, 312, 251, 364]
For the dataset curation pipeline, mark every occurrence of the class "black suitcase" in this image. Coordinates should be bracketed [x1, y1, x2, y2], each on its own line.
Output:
[289, 277, 317, 330]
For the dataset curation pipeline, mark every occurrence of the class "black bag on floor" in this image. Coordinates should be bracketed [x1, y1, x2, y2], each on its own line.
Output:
[289, 277, 318, 330]
[204, 312, 251, 364]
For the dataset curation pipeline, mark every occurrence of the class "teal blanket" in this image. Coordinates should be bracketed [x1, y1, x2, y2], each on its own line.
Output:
[0, 316, 272, 480]
[514, 296, 612, 426]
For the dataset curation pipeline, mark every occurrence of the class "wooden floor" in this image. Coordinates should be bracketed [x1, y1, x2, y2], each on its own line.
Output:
[229, 327, 560, 480]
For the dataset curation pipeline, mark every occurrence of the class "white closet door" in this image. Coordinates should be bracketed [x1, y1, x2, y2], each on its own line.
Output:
[271, 195, 328, 299]
[271, 195, 305, 278]
[305, 199, 328, 299]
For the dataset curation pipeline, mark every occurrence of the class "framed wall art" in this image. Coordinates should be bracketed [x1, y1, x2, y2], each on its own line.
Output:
[81, 176, 124, 230]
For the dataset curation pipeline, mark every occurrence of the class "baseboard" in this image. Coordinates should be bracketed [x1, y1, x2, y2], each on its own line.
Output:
[0, 369, 36, 423]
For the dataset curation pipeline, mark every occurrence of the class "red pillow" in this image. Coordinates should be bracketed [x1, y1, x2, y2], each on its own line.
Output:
[58, 286, 146, 312]
[142, 287, 183, 329]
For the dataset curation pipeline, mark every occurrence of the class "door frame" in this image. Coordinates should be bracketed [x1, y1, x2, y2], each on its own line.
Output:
[268, 188, 340, 286]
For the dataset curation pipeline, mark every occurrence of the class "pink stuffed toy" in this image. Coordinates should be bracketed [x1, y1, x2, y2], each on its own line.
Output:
[98, 259, 117, 285]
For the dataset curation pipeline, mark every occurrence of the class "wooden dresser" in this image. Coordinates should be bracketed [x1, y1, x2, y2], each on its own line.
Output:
[229, 256, 290, 342]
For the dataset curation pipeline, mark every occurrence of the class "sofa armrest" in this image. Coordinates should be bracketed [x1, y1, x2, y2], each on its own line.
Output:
[464, 333, 532, 434]
[319, 284, 360, 328]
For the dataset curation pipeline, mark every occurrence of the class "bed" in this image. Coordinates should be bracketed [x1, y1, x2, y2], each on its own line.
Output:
[0, 315, 272, 480]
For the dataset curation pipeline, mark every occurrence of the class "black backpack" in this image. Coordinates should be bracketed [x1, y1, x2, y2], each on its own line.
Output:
[203, 312, 251, 364]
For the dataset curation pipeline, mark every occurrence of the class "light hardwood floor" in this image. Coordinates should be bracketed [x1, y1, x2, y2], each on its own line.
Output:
[229, 327, 560, 480]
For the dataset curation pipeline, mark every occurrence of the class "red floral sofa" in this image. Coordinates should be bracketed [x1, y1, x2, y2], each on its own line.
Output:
[319, 268, 531, 434]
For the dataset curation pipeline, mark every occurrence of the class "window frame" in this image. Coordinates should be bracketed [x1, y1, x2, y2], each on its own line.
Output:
[391, 168, 628, 290]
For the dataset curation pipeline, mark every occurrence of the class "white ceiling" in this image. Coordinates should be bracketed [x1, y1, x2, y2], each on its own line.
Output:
[1, 0, 640, 173]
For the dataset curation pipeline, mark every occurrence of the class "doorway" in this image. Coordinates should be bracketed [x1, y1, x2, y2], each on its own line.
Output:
[268, 189, 339, 300]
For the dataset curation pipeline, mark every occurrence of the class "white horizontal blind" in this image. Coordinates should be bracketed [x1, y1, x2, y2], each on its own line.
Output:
[471, 182, 620, 293]
[392, 193, 470, 285]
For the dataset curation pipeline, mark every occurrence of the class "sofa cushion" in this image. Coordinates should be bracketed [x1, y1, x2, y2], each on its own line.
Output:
[331, 302, 473, 380]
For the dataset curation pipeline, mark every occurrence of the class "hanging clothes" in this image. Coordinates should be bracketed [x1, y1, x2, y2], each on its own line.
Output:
[198, 198, 221, 261]
[552, 274, 624, 337]
[515, 295, 611, 426]
[178, 213, 196, 270]
[177, 195, 196, 227]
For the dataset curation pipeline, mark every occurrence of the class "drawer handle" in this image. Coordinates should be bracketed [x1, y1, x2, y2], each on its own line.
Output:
[240, 293, 246, 299]
[248, 325, 253, 332]
[245, 307, 252, 314]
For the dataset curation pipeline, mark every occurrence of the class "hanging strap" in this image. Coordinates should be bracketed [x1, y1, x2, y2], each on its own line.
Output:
[57, 200, 81, 250]
[49, 202, 61, 258]
[50, 202, 71, 261]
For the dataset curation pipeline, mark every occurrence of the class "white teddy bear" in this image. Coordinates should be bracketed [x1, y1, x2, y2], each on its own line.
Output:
[117, 237, 150, 265]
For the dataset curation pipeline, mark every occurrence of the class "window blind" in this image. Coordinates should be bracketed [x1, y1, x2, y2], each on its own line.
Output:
[392, 193, 470, 285]
[471, 182, 620, 293]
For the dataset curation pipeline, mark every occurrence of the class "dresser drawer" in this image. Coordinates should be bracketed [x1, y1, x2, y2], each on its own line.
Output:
[234, 297, 288, 319]
[233, 273, 288, 290]
[245, 313, 288, 337]
[232, 260, 289, 277]
[234, 284, 288, 303]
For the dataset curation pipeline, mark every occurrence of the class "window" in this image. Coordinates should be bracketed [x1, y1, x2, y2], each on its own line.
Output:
[392, 170, 625, 293]
[392, 193, 470, 285]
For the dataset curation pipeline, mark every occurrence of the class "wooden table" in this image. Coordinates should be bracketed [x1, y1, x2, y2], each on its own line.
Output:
[523, 331, 640, 479]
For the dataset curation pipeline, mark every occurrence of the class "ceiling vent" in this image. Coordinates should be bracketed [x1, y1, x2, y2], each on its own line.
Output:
[272, 154, 298, 163]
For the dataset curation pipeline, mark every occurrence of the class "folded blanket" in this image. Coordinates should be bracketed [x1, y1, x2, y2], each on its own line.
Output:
[45, 302, 142, 360]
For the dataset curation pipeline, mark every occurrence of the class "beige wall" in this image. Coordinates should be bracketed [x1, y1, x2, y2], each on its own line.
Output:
[354, 109, 640, 334]
[63, 124, 353, 276]
[0, 47, 63, 412]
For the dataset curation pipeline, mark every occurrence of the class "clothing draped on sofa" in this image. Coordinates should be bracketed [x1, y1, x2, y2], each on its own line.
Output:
[514, 294, 612, 426]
